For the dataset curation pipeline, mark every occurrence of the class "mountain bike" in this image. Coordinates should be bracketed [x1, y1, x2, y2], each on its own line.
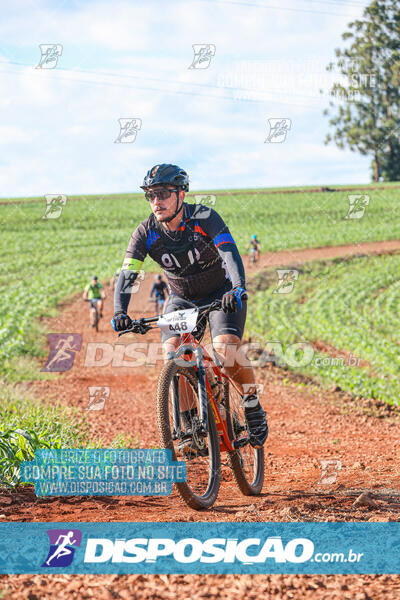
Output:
[149, 296, 165, 316]
[85, 299, 100, 332]
[118, 299, 265, 510]
[250, 247, 257, 263]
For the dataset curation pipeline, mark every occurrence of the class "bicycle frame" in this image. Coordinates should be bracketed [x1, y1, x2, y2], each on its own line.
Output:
[169, 331, 247, 453]
[118, 298, 250, 453]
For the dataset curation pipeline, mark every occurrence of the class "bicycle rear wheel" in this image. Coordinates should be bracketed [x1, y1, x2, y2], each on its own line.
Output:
[223, 379, 265, 495]
[157, 361, 221, 510]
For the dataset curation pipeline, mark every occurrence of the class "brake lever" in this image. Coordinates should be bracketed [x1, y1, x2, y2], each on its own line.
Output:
[117, 319, 152, 337]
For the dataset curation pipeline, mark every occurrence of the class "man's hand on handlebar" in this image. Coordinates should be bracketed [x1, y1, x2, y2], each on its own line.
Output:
[111, 311, 132, 332]
[221, 287, 248, 313]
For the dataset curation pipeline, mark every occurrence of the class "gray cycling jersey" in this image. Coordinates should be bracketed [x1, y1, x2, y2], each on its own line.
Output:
[114, 202, 245, 314]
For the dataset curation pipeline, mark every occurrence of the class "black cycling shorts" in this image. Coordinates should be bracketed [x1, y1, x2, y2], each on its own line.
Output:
[160, 283, 247, 343]
[89, 298, 101, 309]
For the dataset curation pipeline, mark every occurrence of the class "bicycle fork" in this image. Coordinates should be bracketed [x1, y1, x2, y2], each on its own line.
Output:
[169, 344, 208, 436]
[168, 344, 235, 452]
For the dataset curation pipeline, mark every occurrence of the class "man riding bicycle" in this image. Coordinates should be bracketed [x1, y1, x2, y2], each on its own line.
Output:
[246, 234, 260, 262]
[150, 274, 169, 314]
[111, 164, 268, 448]
[83, 275, 106, 326]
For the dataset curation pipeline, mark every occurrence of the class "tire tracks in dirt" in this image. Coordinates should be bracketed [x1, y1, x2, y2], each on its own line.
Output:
[6, 238, 400, 521]
[2, 240, 400, 598]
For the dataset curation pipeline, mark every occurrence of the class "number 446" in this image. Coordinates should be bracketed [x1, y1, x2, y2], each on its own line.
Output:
[168, 322, 188, 332]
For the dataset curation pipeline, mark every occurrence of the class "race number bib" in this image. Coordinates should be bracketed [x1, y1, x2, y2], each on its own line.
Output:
[157, 308, 199, 335]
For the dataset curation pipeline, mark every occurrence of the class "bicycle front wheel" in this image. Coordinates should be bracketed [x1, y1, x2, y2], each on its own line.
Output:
[157, 361, 221, 510]
[224, 379, 265, 495]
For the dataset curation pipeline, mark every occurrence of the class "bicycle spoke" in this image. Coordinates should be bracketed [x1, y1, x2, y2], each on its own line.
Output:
[168, 373, 213, 497]
[226, 382, 263, 492]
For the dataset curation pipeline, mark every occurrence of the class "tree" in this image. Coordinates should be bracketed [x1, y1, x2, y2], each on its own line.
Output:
[323, 0, 400, 181]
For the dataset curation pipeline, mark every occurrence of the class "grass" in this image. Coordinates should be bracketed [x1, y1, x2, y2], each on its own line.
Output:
[1, 183, 399, 461]
[247, 253, 400, 405]
[0, 385, 139, 487]
[1, 185, 399, 367]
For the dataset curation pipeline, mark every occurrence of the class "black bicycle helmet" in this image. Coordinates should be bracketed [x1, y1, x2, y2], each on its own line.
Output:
[141, 164, 189, 192]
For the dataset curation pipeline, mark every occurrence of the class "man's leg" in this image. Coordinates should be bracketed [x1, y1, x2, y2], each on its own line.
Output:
[98, 299, 103, 317]
[211, 334, 256, 394]
[212, 333, 268, 448]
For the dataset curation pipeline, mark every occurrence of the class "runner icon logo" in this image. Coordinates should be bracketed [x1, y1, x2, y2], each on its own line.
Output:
[36, 44, 63, 69]
[265, 118, 291, 143]
[345, 195, 370, 220]
[114, 118, 142, 143]
[41, 334, 82, 372]
[188, 44, 216, 70]
[42, 529, 82, 567]
[274, 269, 299, 294]
[86, 386, 110, 411]
[42, 194, 67, 219]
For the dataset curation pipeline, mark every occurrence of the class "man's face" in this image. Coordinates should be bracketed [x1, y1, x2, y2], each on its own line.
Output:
[145, 185, 184, 222]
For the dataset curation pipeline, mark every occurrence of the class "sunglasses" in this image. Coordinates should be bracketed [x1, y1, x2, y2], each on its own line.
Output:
[144, 187, 177, 202]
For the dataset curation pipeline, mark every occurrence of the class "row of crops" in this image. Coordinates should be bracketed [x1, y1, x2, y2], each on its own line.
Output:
[1, 187, 399, 367]
[1, 186, 399, 484]
[247, 253, 400, 405]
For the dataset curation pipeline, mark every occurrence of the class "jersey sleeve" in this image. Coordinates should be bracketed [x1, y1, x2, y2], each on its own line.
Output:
[121, 222, 148, 272]
[196, 206, 246, 289]
[114, 222, 148, 315]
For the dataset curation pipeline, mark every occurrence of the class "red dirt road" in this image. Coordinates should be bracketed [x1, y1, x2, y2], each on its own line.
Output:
[1, 241, 400, 598]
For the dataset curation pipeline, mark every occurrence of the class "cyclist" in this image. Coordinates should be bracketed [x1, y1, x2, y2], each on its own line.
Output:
[111, 164, 268, 448]
[246, 234, 260, 262]
[83, 275, 106, 327]
[150, 274, 169, 314]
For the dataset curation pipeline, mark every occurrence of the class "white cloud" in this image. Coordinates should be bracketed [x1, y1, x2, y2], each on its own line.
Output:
[0, 0, 372, 196]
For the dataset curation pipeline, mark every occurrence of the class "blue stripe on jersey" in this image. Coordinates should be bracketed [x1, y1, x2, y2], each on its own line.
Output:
[214, 232, 235, 248]
[146, 229, 160, 251]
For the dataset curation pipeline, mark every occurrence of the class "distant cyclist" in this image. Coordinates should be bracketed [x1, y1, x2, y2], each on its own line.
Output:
[111, 163, 268, 448]
[83, 276, 106, 327]
[150, 274, 169, 314]
[246, 234, 260, 263]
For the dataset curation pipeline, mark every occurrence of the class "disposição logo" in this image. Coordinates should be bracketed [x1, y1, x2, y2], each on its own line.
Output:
[42, 529, 82, 567]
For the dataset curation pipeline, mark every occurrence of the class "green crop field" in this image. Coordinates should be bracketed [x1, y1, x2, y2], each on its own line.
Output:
[247, 253, 400, 405]
[1, 184, 399, 484]
[1, 186, 399, 367]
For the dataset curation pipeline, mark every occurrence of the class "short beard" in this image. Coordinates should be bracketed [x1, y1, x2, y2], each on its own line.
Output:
[154, 213, 171, 222]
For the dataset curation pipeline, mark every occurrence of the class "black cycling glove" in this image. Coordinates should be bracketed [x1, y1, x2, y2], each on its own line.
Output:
[221, 287, 247, 313]
[111, 312, 132, 332]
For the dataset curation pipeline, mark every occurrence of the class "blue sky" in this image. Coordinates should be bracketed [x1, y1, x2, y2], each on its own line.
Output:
[0, 0, 372, 197]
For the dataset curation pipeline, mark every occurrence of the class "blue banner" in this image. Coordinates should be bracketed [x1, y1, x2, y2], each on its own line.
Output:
[0, 522, 399, 574]
[20, 449, 186, 497]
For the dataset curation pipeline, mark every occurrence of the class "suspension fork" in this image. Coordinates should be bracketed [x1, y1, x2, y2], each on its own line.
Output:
[169, 344, 208, 435]
[170, 375, 181, 438]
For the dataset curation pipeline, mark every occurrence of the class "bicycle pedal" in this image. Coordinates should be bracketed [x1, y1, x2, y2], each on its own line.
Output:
[233, 436, 249, 449]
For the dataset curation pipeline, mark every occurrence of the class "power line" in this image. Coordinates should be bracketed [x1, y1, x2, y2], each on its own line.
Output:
[195, 0, 361, 18]
[0, 60, 340, 108]
[304, 0, 367, 7]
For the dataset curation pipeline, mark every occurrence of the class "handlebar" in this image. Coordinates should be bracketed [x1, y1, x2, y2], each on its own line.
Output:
[117, 294, 247, 337]
[117, 299, 223, 337]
